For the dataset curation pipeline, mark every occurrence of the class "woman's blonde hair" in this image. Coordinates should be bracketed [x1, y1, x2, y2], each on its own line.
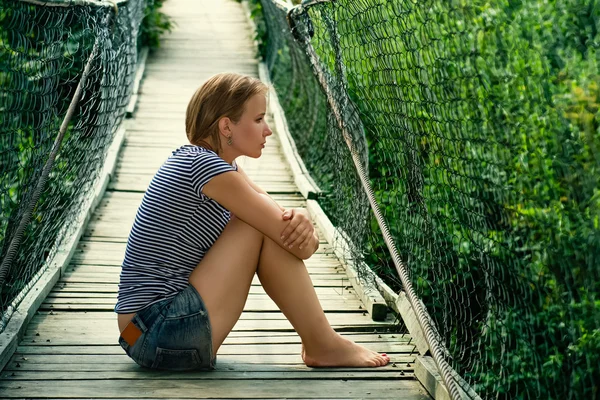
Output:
[185, 73, 269, 154]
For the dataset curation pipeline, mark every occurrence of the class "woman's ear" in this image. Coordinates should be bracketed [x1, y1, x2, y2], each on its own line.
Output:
[218, 116, 232, 135]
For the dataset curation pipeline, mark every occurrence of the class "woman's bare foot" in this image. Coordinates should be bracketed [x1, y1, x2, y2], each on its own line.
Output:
[302, 334, 390, 368]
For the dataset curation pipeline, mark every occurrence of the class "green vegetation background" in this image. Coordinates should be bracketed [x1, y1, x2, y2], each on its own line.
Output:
[249, 0, 599, 398]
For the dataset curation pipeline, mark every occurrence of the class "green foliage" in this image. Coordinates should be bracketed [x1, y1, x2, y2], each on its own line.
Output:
[254, 0, 599, 398]
[247, 0, 268, 60]
[140, 0, 174, 50]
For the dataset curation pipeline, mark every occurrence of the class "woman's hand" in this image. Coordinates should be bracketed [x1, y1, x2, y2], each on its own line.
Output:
[280, 208, 316, 250]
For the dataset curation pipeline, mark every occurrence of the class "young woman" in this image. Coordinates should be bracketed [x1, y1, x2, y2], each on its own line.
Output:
[114, 72, 390, 371]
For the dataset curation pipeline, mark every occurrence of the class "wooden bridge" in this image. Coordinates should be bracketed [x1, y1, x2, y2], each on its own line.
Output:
[0, 0, 432, 398]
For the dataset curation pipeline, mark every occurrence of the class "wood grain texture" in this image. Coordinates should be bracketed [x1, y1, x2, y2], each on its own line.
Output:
[0, 379, 430, 399]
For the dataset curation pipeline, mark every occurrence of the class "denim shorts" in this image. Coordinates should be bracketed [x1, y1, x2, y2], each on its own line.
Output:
[118, 284, 216, 371]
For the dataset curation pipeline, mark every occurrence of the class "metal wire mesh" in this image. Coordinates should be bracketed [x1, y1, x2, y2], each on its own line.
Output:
[0, 0, 146, 329]
[255, 0, 600, 398]
[253, 0, 374, 276]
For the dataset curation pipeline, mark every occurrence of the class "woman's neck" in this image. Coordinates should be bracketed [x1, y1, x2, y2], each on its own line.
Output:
[195, 139, 236, 166]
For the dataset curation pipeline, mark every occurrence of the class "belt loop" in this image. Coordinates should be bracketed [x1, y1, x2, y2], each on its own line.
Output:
[132, 313, 148, 333]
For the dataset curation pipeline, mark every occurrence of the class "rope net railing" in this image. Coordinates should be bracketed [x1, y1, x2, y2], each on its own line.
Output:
[253, 0, 600, 398]
[0, 0, 148, 330]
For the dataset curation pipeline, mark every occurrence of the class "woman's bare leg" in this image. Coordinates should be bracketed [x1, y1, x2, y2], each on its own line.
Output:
[189, 215, 389, 367]
[188, 215, 264, 356]
[256, 236, 389, 367]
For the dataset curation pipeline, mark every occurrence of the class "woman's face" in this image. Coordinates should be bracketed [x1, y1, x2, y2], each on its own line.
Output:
[229, 94, 272, 158]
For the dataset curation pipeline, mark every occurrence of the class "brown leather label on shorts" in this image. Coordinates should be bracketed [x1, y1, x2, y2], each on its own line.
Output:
[121, 320, 143, 348]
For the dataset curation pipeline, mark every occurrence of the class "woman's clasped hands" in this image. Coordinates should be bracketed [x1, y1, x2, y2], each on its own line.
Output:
[280, 208, 318, 251]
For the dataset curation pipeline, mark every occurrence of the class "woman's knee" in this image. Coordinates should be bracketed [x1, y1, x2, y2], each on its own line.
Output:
[227, 214, 263, 238]
[190, 215, 265, 283]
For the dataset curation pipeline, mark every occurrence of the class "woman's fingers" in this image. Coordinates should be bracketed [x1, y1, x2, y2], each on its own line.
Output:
[281, 218, 300, 242]
[288, 227, 309, 249]
[297, 230, 313, 250]
[280, 209, 315, 249]
[282, 208, 294, 221]
[284, 225, 306, 248]
[281, 210, 305, 240]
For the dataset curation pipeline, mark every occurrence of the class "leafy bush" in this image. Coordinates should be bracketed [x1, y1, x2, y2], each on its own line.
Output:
[140, 0, 174, 50]
[250, 0, 600, 398]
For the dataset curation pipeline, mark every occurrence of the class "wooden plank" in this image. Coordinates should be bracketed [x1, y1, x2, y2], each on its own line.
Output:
[14, 343, 415, 356]
[45, 291, 349, 301]
[113, 164, 293, 177]
[112, 172, 294, 184]
[39, 300, 363, 313]
[108, 176, 298, 193]
[4, 358, 413, 372]
[59, 264, 346, 274]
[37, 304, 360, 314]
[67, 250, 343, 262]
[46, 283, 357, 297]
[141, 67, 258, 82]
[0, 378, 430, 399]
[61, 269, 346, 280]
[57, 277, 360, 289]
[26, 311, 396, 325]
[92, 194, 304, 207]
[46, 291, 354, 300]
[2, 370, 415, 380]
[7, 354, 416, 366]
[94, 191, 305, 203]
[415, 356, 452, 400]
[71, 237, 332, 252]
[396, 292, 430, 355]
[67, 247, 337, 261]
[18, 333, 412, 346]
[7, 365, 410, 377]
[24, 320, 394, 335]
[58, 276, 358, 289]
[63, 252, 346, 263]
[19, 333, 411, 346]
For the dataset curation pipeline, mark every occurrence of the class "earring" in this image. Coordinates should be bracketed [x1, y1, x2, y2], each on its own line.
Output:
[227, 136, 233, 146]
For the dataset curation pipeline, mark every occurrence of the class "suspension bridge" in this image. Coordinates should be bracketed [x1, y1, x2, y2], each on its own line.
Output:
[0, 0, 435, 398]
[1, 0, 598, 399]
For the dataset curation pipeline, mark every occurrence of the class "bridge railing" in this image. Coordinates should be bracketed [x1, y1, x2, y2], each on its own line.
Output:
[253, 0, 600, 399]
[0, 0, 148, 329]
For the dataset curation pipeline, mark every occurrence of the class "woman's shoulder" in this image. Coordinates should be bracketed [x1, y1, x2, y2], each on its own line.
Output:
[172, 144, 214, 157]
[170, 145, 223, 165]
[169, 145, 237, 180]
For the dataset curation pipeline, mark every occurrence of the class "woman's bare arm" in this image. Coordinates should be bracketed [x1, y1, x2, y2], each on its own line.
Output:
[236, 164, 285, 212]
[203, 171, 318, 260]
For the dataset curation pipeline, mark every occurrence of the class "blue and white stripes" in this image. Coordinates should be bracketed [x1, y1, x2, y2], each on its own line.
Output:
[115, 145, 236, 314]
